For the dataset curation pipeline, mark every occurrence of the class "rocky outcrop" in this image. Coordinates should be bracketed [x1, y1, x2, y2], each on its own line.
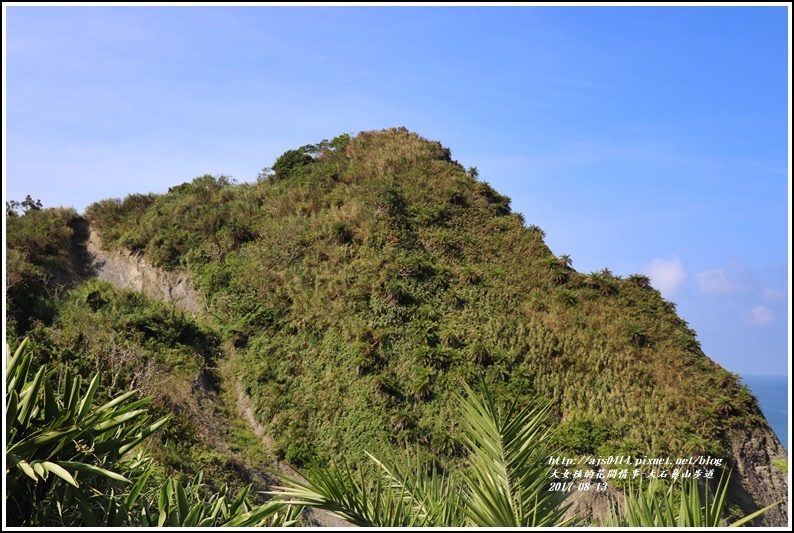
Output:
[727, 424, 788, 526]
[81, 220, 202, 315]
[562, 475, 622, 525]
[560, 429, 788, 526]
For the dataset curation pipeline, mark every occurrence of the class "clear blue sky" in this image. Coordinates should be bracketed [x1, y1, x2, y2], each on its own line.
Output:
[3, 4, 791, 378]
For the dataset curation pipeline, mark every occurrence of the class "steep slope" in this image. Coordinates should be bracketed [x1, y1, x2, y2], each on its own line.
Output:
[24, 127, 789, 525]
[6, 206, 351, 526]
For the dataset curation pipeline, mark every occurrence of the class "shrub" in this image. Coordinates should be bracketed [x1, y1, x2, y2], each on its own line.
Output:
[272, 148, 314, 181]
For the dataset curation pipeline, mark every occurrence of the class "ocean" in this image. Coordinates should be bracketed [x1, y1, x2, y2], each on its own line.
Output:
[741, 374, 789, 451]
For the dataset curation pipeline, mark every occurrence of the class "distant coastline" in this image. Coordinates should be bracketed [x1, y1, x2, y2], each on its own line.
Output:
[742, 374, 789, 450]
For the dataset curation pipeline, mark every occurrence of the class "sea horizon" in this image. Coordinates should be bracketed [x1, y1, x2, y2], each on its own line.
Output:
[741, 374, 789, 451]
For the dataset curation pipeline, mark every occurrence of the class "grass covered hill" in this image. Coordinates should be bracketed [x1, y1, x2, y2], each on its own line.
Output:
[72, 127, 764, 469]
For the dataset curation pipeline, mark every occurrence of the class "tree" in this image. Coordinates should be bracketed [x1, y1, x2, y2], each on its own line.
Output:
[527, 224, 546, 238]
[6, 195, 43, 216]
[624, 322, 649, 348]
[587, 271, 616, 296]
[271, 148, 315, 181]
[627, 274, 652, 290]
[555, 288, 578, 307]
[714, 368, 740, 389]
[557, 254, 573, 269]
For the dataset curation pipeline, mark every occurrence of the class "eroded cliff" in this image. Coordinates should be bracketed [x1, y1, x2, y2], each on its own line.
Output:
[80, 219, 202, 315]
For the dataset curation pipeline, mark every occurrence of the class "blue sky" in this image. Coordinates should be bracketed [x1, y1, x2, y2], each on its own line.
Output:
[3, 4, 791, 378]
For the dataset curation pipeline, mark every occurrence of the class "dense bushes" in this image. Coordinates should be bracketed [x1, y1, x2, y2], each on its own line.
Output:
[5, 339, 301, 527]
[85, 175, 241, 269]
[5, 203, 78, 334]
[9, 128, 769, 519]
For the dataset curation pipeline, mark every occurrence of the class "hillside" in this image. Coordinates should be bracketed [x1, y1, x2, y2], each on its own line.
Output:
[5, 128, 788, 525]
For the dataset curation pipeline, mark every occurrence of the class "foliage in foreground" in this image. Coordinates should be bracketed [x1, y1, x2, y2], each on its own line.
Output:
[276, 382, 573, 527]
[6, 338, 168, 526]
[149, 475, 300, 527]
[275, 382, 775, 528]
[605, 470, 777, 527]
[4, 335, 777, 528]
[4, 338, 296, 527]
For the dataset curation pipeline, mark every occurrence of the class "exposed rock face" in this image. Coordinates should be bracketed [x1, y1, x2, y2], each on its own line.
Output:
[560, 429, 788, 527]
[68, 218, 348, 527]
[81, 220, 202, 315]
[562, 474, 621, 524]
[727, 424, 788, 527]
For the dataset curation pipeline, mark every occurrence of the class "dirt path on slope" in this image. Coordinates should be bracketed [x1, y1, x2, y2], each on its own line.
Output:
[69, 220, 351, 527]
[232, 370, 351, 527]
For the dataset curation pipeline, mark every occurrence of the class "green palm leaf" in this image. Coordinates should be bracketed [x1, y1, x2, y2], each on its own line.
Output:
[275, 381, 576, 527]
[276, 457, 422, 527]
[41, 460, 79, 487]
[366, 448, 464, 526]
[456, 382, 574, 527]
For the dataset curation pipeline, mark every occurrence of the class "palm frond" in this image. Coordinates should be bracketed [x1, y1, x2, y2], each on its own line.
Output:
[366, 448, 464, 526]
[456, 382, 573, 527]
[274, 459, 417, 527]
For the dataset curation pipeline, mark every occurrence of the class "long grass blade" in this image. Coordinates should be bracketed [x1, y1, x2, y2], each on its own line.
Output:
[17, 366, 45, 427]
[42, 461, 79, 487]
[58, 461, 131, 483]
[76, 372, 101, 421]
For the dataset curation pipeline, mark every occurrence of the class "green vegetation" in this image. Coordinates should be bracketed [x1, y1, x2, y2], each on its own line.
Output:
[9, 277, 271, 496]
[80, 127, 762, 465]
[5, 339, 293, 527]
[605, 470, 776, 527]
[5, 128, 780, 526]
[278, 383, 775, 527]
[276, 382, 574, 527]
[6, 199, 78, 335]
[9, 334, 767, 527]
[6, 337, 166, 526]
[772, 459, 788, 474]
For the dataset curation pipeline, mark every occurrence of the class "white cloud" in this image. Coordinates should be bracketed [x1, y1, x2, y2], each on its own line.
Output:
[695, 267, 746, 295]
[746, 305, 775, 327]
[643, 255, 686, 297]
[761, 287, 787, 305]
